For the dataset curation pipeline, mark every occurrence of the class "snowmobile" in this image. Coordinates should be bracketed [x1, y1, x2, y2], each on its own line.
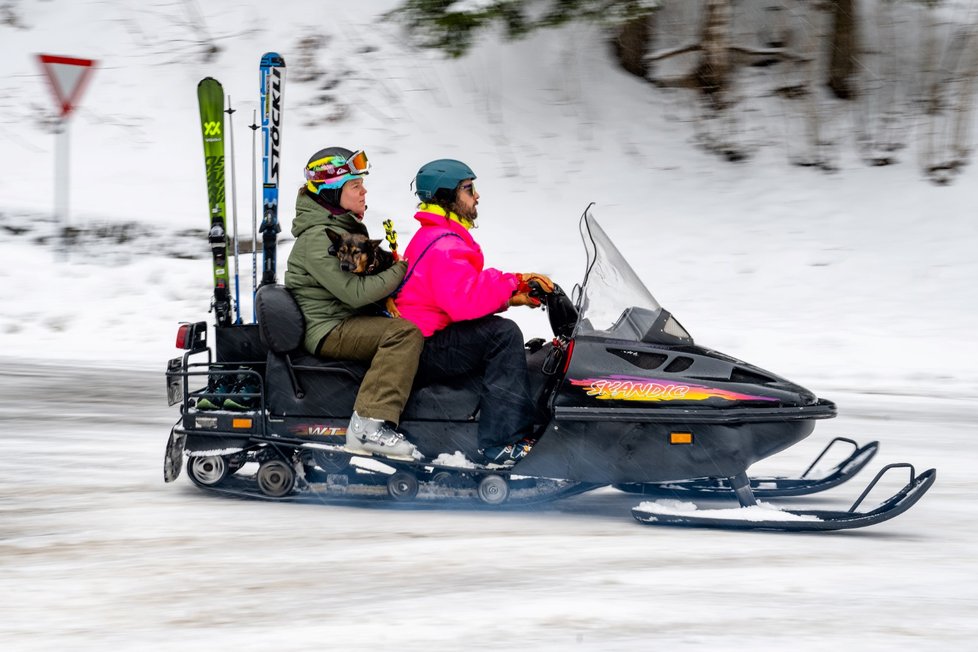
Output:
[163, 207, 935, 531]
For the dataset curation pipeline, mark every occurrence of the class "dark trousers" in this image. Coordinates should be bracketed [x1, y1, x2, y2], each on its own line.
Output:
[418, 316, 534, 449]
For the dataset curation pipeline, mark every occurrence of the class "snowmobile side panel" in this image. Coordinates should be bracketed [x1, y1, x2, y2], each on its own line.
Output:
[511, 417, 816, 484]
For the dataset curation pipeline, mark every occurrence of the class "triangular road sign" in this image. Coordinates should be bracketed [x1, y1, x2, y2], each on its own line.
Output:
[37, 54, 96, 117]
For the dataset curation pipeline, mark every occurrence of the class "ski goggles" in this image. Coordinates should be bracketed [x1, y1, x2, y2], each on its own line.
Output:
[304, 149, 370, 185]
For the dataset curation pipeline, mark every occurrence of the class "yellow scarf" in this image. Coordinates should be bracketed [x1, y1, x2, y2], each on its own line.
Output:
[419, 203, 474, 230]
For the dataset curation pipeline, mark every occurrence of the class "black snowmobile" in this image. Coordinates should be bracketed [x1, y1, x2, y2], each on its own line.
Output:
[163, 208, 935, 531]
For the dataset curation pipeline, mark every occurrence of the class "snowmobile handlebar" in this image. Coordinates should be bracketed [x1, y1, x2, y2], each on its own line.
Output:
[528, 281, 577, 339]
[527, 279, 548, 299]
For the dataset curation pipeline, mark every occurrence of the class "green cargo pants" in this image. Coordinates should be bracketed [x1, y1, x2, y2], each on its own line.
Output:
[318, 316, 423, 426]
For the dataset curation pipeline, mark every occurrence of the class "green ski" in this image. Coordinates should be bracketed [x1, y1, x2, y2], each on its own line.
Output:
[197, 77, 232, 327]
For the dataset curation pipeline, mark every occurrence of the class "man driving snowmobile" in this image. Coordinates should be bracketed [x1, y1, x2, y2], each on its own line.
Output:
[394, 158, 555, 466]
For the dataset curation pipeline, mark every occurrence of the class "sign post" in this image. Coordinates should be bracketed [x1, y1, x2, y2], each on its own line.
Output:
[36, 54, 96, 250]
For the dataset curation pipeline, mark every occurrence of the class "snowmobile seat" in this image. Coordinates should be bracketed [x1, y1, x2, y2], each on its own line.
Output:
[254, 284, 482, 420]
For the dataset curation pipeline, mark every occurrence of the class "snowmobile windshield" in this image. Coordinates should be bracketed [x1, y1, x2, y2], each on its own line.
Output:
[573, 209, 693, 346]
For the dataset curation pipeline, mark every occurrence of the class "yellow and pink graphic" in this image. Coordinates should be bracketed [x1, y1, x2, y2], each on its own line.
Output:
[569, 375, 779, 403]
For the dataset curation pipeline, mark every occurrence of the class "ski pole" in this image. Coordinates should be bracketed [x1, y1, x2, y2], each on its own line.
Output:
[225, 95, 242, 324]
[249, 109, 259, 322]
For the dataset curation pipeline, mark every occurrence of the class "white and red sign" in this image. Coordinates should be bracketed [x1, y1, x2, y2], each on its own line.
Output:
[37, 54, 97, 117]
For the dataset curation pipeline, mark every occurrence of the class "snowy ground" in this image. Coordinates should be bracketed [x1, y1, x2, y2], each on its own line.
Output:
[1, 1, 977, 649]
[0, 363, 975, 651]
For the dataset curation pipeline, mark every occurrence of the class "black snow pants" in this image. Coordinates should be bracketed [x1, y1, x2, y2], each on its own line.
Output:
[417, 315, 534, 449]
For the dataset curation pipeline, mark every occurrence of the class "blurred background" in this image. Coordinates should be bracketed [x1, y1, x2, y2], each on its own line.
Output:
[1, 2, 976, 649]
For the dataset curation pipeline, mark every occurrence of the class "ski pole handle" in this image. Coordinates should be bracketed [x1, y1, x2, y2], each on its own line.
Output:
[383, 219, 399, 261]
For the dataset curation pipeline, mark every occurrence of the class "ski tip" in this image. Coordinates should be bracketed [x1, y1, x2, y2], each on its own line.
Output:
[198, 76, 221, 87]
[260, 52, 286, 67]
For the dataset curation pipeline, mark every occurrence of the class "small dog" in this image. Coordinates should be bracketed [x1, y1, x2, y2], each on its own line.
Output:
[326, 227, 401, 317]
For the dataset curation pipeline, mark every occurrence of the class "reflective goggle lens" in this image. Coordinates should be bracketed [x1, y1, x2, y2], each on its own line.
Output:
[346, 150, 369, 174]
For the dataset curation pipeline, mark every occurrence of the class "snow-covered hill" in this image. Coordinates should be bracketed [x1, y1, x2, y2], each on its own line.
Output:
[1, 0, 975, 402]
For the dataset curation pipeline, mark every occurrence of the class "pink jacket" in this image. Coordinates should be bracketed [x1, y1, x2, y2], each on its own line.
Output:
[395, 210, 518, 336]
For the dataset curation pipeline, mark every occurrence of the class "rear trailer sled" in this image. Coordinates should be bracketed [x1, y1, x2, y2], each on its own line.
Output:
[163, 209, 935, 531]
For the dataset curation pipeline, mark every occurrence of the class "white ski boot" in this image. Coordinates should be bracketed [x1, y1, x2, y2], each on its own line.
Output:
[345, 411, 421, 461]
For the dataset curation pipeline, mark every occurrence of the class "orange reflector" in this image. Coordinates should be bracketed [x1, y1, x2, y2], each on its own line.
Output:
[670, 432, 693, 445]
[232, 418, 253, 429]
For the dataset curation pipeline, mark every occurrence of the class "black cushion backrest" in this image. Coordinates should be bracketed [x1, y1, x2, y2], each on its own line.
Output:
[255, 284, 305, 354]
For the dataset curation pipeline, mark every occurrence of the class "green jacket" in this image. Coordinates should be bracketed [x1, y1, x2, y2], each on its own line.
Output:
[284, 191, 407, 354]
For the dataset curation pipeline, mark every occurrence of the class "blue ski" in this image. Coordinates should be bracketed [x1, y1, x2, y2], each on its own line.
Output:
[259, 52, 285, 287]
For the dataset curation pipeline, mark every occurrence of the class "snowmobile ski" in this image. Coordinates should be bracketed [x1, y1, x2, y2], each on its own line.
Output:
[197, 77, 231, 327]
[615, 437, 879, 499]
[259, 52, 285, 286]
[631, 464, 936, 532]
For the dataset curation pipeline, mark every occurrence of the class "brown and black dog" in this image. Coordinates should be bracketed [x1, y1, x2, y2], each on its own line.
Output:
[326, 227, 400, 317]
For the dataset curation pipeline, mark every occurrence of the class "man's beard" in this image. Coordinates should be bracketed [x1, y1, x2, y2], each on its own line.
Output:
[455, 202, 478, 228]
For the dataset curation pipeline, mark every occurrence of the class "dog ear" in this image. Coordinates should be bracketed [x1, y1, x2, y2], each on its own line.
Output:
[325, 228, 343, 256]
[325, 228, 344, 247]
[368, 239, 383, 251]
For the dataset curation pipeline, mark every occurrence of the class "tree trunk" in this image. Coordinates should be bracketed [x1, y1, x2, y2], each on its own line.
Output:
[694, 0, 732, 108]
[613, 13, 653, 79]
[827, 0, 858, 99]
[951, 27, 978, 163]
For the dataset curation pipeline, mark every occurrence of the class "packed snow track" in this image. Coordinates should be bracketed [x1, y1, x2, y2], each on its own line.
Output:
[0, 361, 974, 650]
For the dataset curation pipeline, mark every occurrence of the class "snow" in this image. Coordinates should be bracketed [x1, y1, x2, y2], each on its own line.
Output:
[634, 498, 823, 522]
[1, 1, 977, 650]
[432, 451, 479, 468]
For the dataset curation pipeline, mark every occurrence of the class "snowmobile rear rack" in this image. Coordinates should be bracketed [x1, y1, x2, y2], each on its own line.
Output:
[631, 463, 937, 532]
[615, 437, 879, 499]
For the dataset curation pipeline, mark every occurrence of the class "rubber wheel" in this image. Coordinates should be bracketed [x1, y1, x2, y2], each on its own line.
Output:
[432, 471, 474, 490]
[257, 460, 295, 498]
[187, 455, 228, 487]
[387, 471, 419, 501]
[478, 474, 509, 505]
